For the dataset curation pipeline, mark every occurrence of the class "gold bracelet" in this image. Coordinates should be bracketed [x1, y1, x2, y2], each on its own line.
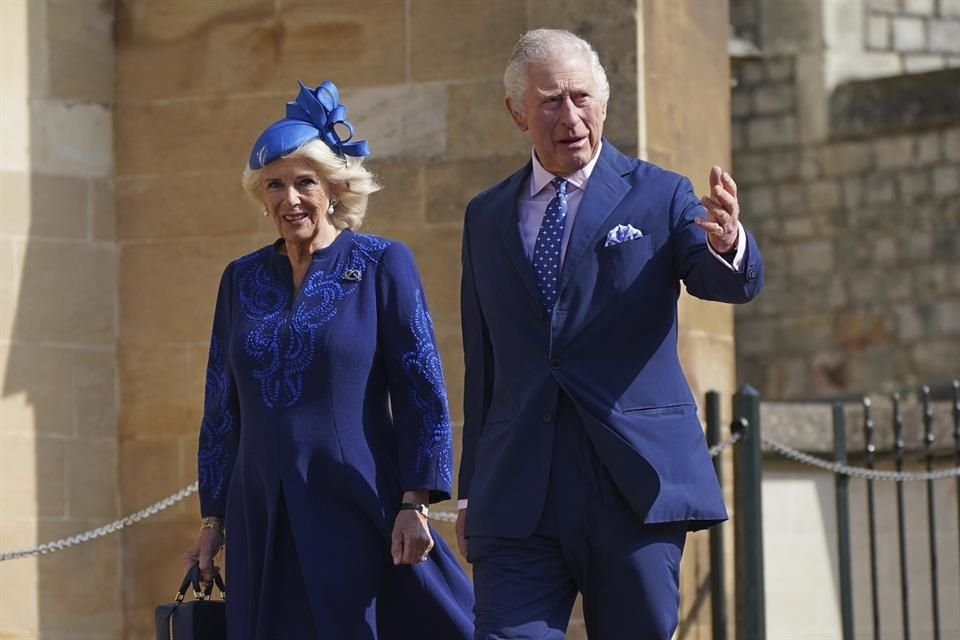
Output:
[200, 516, 224, 533]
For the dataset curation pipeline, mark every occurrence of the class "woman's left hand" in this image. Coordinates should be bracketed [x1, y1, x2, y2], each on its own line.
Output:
[391, 509, 434, 565]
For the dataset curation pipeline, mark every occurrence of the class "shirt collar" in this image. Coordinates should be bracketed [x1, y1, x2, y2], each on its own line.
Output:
[529, 141, 604, 197]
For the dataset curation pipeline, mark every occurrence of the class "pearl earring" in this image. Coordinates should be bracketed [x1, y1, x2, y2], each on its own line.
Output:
[328, 200, 336, 215]
[262, 208, 268, 217]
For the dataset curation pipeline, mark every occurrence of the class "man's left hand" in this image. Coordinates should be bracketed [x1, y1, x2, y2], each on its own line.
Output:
[696, 165, 739, 254]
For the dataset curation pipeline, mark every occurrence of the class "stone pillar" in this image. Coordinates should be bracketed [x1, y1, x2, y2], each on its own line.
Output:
[640, 1, 736, 637]
[0, 0, 119, 638]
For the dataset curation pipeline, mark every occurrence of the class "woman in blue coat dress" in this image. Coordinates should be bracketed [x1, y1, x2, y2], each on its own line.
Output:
[182, 81, 474, 639]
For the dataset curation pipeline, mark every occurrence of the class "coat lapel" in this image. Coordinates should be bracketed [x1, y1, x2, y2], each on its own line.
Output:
[557, 142, 632, 296]
[494, 162, 542, 309]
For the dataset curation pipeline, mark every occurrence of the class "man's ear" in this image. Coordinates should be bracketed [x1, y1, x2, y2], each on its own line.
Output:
[505, 97, 528, 132]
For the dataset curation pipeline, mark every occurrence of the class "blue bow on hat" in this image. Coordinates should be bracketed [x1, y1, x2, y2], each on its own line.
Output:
[248, 80, 370, 169]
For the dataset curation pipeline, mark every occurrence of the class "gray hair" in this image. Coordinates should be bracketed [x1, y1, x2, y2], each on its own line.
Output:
[241, 139, 381, 231]
[504, 29, 610, 114]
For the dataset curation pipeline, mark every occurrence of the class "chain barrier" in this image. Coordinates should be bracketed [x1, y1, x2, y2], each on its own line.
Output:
[761, 435, 960, 481]
[1, 429, 740, 562]
[11, 424, 954, 562]
[0, 481, 462, 562]
[0, 482, 199, 562]
[709, 431, 742, 457]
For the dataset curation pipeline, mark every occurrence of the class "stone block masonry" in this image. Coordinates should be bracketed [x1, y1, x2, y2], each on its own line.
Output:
[0, 2, 739, 639]
[732, 54, 960, 398]
[0, 1, 121, 638]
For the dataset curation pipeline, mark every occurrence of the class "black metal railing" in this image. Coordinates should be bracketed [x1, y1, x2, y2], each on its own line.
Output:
[705, 380, 960, 640]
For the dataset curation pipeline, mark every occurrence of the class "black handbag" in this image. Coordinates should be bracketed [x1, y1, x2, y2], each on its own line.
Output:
[154, 565, 227, 640]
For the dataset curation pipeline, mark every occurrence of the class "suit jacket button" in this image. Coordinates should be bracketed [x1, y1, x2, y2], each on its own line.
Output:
[746, 269, 756, 281]
[542, 412, 553, 423]
[550, 359, 560, 370]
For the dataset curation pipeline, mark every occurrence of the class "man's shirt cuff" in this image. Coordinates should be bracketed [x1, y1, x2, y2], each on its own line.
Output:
[706, 221, 746, 271]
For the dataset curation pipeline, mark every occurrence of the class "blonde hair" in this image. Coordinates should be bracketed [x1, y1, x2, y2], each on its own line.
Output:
[241, 139, 381, 230]
[504, 29, 610, 115]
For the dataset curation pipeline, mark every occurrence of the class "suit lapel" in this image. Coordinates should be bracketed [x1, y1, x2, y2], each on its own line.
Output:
[494, 162, 542, 309]
[557, 142, 631, 296]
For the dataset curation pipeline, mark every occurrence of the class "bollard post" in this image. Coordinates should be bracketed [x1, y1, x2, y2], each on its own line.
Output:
[733, 385, 765, 640]
[706, 391, 727, 640]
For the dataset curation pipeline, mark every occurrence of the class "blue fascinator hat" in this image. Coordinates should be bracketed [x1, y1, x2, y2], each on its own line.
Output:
[248, 80, 370, 169]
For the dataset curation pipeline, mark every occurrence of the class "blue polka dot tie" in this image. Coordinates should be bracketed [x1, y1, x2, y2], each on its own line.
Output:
[532, 177, 568, 316]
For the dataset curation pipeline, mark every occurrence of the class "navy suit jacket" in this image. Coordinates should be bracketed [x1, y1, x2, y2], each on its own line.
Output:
[458, 141, 764, 539]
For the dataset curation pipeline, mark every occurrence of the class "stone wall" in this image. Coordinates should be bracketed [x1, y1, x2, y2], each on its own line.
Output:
[728, 2, 960, 635]
[112, 1, 650, 639]
[0, 1, 738, 638]
[729, 0, 960, 399]
[865, 0, 960, 72]
[0, 1, 120, 639]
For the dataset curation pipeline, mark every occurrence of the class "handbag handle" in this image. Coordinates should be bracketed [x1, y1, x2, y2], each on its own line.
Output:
[176, 565, 226, 602]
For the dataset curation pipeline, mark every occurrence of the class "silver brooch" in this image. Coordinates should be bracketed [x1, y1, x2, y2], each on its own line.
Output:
[343, 269, 362, 282]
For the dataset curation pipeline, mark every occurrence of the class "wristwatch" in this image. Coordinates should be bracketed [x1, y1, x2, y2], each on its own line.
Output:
[399, 502, 429, 517]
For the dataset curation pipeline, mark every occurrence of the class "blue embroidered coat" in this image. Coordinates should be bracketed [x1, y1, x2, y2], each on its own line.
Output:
[197, 230, 473, 639]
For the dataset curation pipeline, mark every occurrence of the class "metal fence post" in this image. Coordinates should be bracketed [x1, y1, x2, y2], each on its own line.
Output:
[921, 386, 942, 640]
[733, 385, 765, 640]
[833, 402, 854, 640]
[863, 397, 880, 640]
[953, 381, 960, 611]
[893, 392, 912, 640]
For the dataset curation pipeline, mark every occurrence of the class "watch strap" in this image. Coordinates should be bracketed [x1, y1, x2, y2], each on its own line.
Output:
[399, 502, 429, 517]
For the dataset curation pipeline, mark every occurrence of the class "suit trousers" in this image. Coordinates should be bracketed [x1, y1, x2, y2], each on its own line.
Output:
[469, 394, 687, 640]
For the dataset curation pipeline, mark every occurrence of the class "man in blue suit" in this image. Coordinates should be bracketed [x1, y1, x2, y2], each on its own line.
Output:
[456, 29, 764, 639]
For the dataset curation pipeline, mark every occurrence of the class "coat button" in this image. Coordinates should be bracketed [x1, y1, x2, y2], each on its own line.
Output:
[746, 269, 756, 281]
[550, 359, 560, 370]
[542, 412, 553, 423]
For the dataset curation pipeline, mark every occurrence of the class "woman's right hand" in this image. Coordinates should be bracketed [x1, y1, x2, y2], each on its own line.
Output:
[182, 528, 224, 586]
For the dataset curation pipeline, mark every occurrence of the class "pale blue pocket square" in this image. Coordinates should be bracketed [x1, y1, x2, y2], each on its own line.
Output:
[604, 224, 644, 247]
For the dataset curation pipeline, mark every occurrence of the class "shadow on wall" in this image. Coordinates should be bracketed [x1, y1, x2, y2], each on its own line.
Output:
[0, 1, 120, 638]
